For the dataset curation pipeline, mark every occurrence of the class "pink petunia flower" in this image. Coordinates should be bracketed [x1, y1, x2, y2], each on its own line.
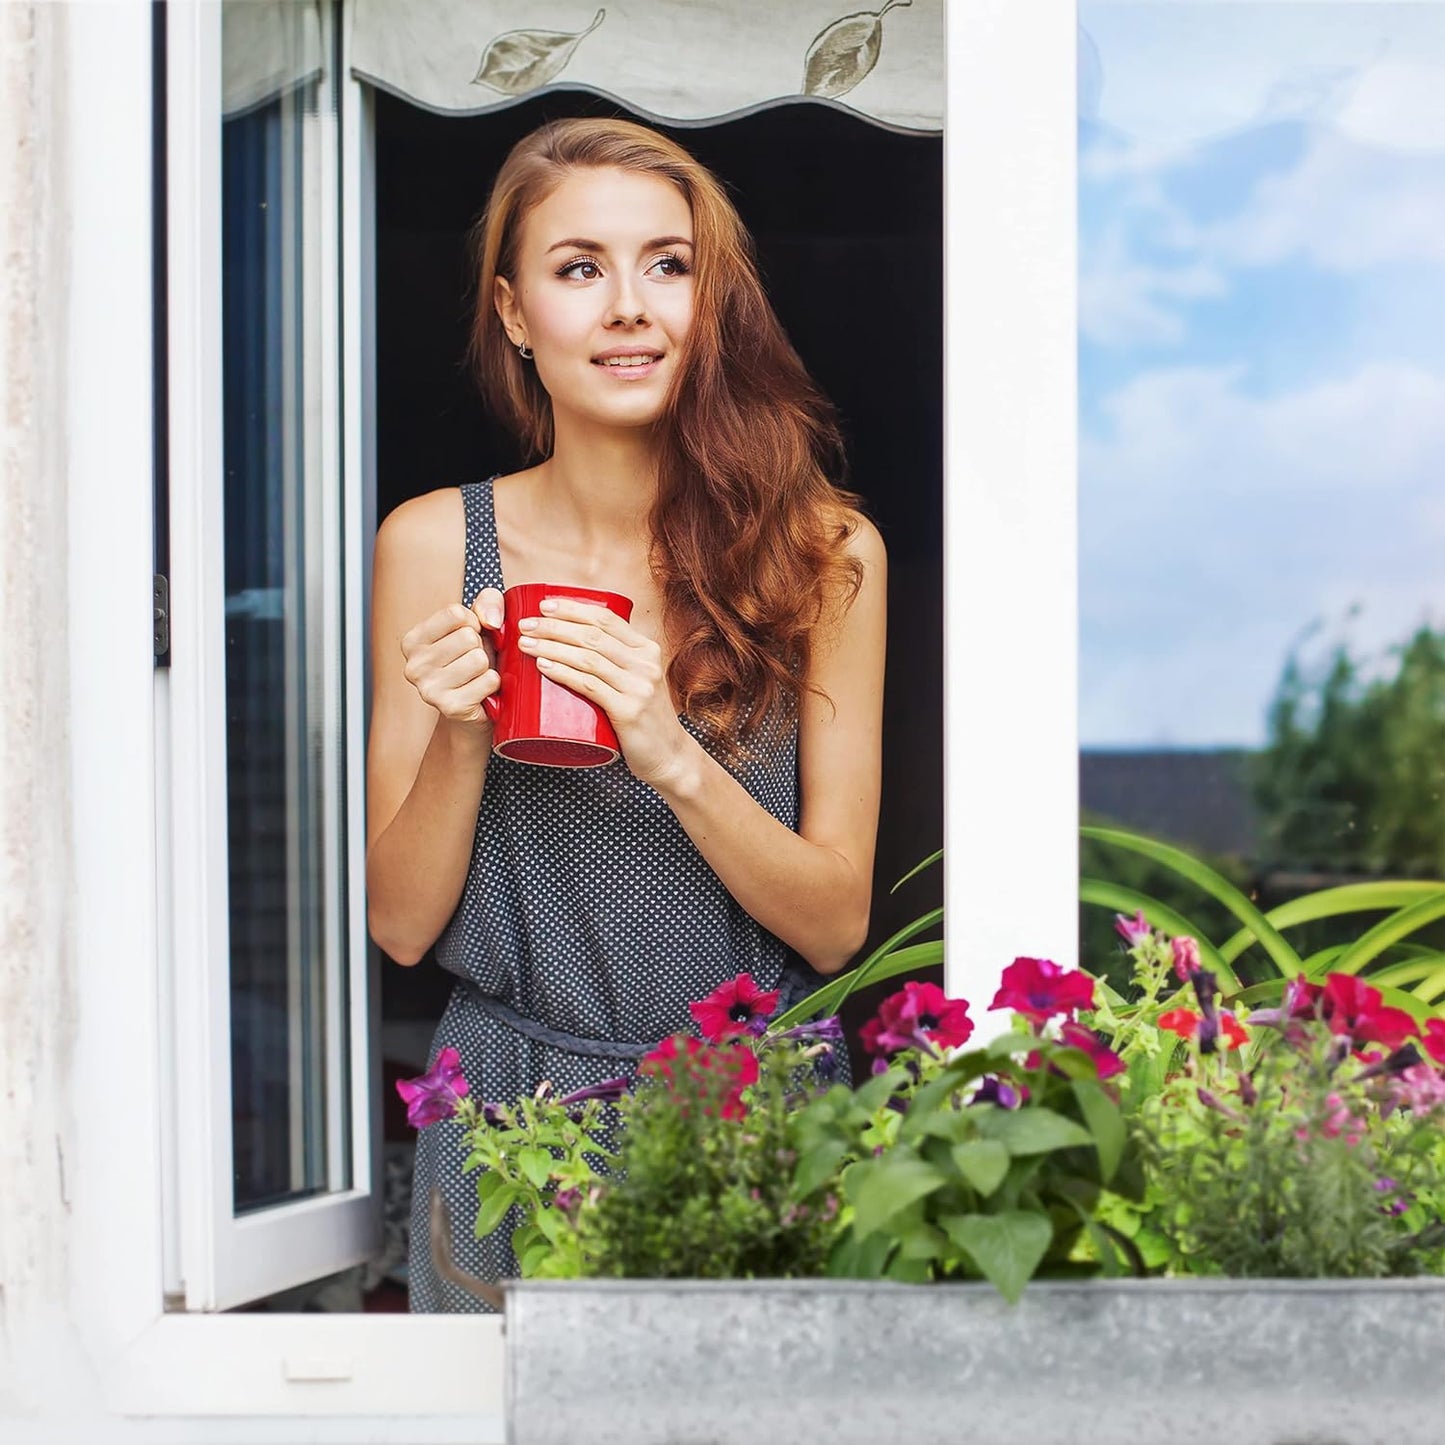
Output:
[1321, 974, 1419, 1051]
[1114, 910, 1152, 948]
[989, 957, 1095, 1024]
[395, 1046, 471, 1129]
[1057, 1021, 1126, 1080]
[689, 973, 781, 1042]
[864, 981, 974, 1057]
[1170, 936, 1202, 982]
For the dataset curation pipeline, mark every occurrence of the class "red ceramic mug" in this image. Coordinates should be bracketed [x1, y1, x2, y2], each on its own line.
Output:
[480, 582, 634, 768]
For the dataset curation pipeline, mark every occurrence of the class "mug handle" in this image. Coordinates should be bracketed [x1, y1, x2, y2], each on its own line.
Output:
[480, 614, 506, 725]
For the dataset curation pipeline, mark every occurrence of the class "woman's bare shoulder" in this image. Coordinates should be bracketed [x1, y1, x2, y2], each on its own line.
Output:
[374, 486, 465, 565]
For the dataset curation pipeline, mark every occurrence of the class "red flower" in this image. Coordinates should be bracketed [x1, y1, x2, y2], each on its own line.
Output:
[989, 957, 1095, 1023]
[1422, 1018, 1445, 1066]
[1158, 1008, 1201, 1040]
[1057, 1021, 1126, 1080]
[863, 981, 974, 1057]
[1321, 974, 1419, 1051]
[688, 972, 781, 1042]
[640, 1033, 759, 1120]
[1158, 1008, 1248, 1051]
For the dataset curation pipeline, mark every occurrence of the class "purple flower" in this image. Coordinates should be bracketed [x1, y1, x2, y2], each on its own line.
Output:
[395, 1047, 470, 1129]
[553, 1187, 583, 1217]
[971, 1075, 1023, 1109]
[558, 1076, 630, 1107]
[772, 1015, 845, 1045]
[1115, 910, 1152, 948]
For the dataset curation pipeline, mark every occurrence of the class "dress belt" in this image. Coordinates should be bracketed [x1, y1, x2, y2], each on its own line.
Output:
[459, 980, 657, 1060]
[458, 962, 824, 1062]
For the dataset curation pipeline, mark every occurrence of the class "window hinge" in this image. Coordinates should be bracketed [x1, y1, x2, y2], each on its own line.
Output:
[154, 573, 170, 662]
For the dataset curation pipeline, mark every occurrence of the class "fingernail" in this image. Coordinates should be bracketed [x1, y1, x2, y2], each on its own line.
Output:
[488, 610, 503, 628]
[518, 617, 538, 631]
[539, 599, 557, 613]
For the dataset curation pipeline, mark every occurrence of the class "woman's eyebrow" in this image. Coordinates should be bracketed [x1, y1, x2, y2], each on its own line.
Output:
[545, 235, 694, 254]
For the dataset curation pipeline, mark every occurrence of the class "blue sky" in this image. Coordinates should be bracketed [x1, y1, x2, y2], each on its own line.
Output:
[1078, 2, 1445, 747]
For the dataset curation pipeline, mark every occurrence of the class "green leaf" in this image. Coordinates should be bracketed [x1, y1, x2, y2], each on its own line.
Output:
[1084, 823, 1305, 979]
[771, 914, 944, 1029]
[890, 848, 942, 894]
[795, 1140, 849, 1199]
[1331, 893, 1445, 977]
[951, 1139, 1010, 1197]
[533, 1202, 567, 1245]
[1078, 878, 1240, 990]
[940, 1211, 1052, 1303]
[1217, 882, 1445, 964]
[517, 1242, 552, 1276]
[845, 1154, 947, 1240]
[1072, 1080, 1124, 1183]
[518, 1147, 554, 1190]
[474, 1179, 521, 1240]
[972, 1106, 1095, 1156]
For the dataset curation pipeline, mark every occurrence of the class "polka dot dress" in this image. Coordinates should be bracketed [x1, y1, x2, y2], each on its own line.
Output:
[406, 474, 850, 1313]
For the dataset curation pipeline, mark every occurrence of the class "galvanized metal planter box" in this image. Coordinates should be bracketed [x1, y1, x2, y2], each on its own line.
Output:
[505, 1277, 1445, 1445]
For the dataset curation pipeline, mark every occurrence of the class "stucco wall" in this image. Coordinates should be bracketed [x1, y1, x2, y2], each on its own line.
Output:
[0, 0, 82, 1419]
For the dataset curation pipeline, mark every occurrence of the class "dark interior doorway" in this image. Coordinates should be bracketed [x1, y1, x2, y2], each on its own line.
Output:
[372, 87, 943, 1089]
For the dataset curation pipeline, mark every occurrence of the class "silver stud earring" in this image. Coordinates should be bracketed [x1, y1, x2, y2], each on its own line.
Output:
[516, 339, 533, 360]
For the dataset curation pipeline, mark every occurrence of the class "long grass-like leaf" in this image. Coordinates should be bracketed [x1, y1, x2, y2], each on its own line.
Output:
[1364, 957, 1445, 992]
[890, 849, 942, 895]
[1328, 893, 1445, 977]
[770, 939, 944, 1031]
[1217, 882, 1445, 965]
[1078, 879, 1239, 991]
[1083, 826, 1304, 978]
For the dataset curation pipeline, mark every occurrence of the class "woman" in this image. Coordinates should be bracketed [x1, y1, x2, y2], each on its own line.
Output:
[365, 117, 886, 1312]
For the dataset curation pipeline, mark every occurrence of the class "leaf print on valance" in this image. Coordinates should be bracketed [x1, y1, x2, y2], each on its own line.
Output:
[350, 0, 943, 134]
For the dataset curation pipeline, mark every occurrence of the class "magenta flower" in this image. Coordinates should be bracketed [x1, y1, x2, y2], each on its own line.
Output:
[395, 1046, 470, 1129]
[989, 957, 1095, 1024]
[1422, 1018, 1445, 1066]
[689, 973, 781, 1042]
[863, 981, 974, 1057]
[1114, 910, 1152, 947]
[1170, 935, 1201, 982]
[1057, 1021, 1126, 1080]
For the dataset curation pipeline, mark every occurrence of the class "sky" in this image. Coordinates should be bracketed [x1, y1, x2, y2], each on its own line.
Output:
[1078, 2, 1445, 748]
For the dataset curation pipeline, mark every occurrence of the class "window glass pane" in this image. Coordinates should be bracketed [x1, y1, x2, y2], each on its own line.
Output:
[1078, 4, 1445, 981]
[221, 4, 347, 1212]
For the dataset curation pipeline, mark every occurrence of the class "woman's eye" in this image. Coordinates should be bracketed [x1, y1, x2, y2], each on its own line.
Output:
[559, 258, 602, 280]
[653, 254, 690, 277]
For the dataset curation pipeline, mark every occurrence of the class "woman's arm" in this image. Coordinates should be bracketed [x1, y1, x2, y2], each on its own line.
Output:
[365, 490, 503, 966]
[520, 517, 886, 975]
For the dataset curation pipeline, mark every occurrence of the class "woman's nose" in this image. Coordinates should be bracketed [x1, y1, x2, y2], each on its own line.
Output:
[605, 276, 646, 327]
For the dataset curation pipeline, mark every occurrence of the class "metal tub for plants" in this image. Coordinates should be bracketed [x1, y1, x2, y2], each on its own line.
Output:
[505, 1276, 1445, 1445]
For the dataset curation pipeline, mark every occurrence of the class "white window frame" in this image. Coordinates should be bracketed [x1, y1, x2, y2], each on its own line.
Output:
[62, 0, 1074, 1434]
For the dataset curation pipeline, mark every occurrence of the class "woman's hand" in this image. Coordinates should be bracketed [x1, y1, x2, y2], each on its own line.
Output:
[515, 597, 694, 787]
[399, 587, 505, 732]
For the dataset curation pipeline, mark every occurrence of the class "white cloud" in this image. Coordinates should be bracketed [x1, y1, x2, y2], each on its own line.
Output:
[1080, 360, 1445, 745]
[1081, 5, 1445, 156]
[1080, 222, 1228, 347]
[1203, 127, 1445, 271]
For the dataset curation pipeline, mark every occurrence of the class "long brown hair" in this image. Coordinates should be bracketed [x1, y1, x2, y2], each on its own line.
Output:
[464, 117, 869, 763]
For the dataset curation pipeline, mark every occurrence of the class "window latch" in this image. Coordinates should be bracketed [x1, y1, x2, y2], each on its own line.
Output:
[154, 573, 170, 661]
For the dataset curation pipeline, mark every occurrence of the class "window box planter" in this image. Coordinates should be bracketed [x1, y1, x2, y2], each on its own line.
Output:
[505, 1276, 1445, 1445]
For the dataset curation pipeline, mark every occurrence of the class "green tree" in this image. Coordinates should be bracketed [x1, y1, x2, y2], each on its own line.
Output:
[1251, 623, 1445, 879]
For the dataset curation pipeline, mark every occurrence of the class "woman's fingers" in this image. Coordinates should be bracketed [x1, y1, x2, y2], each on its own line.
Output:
[471, 587, 505, 631]
[520, 635, 633, 693]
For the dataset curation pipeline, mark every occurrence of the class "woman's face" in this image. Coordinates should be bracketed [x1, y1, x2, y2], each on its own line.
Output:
[495, 165, 696, 432]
